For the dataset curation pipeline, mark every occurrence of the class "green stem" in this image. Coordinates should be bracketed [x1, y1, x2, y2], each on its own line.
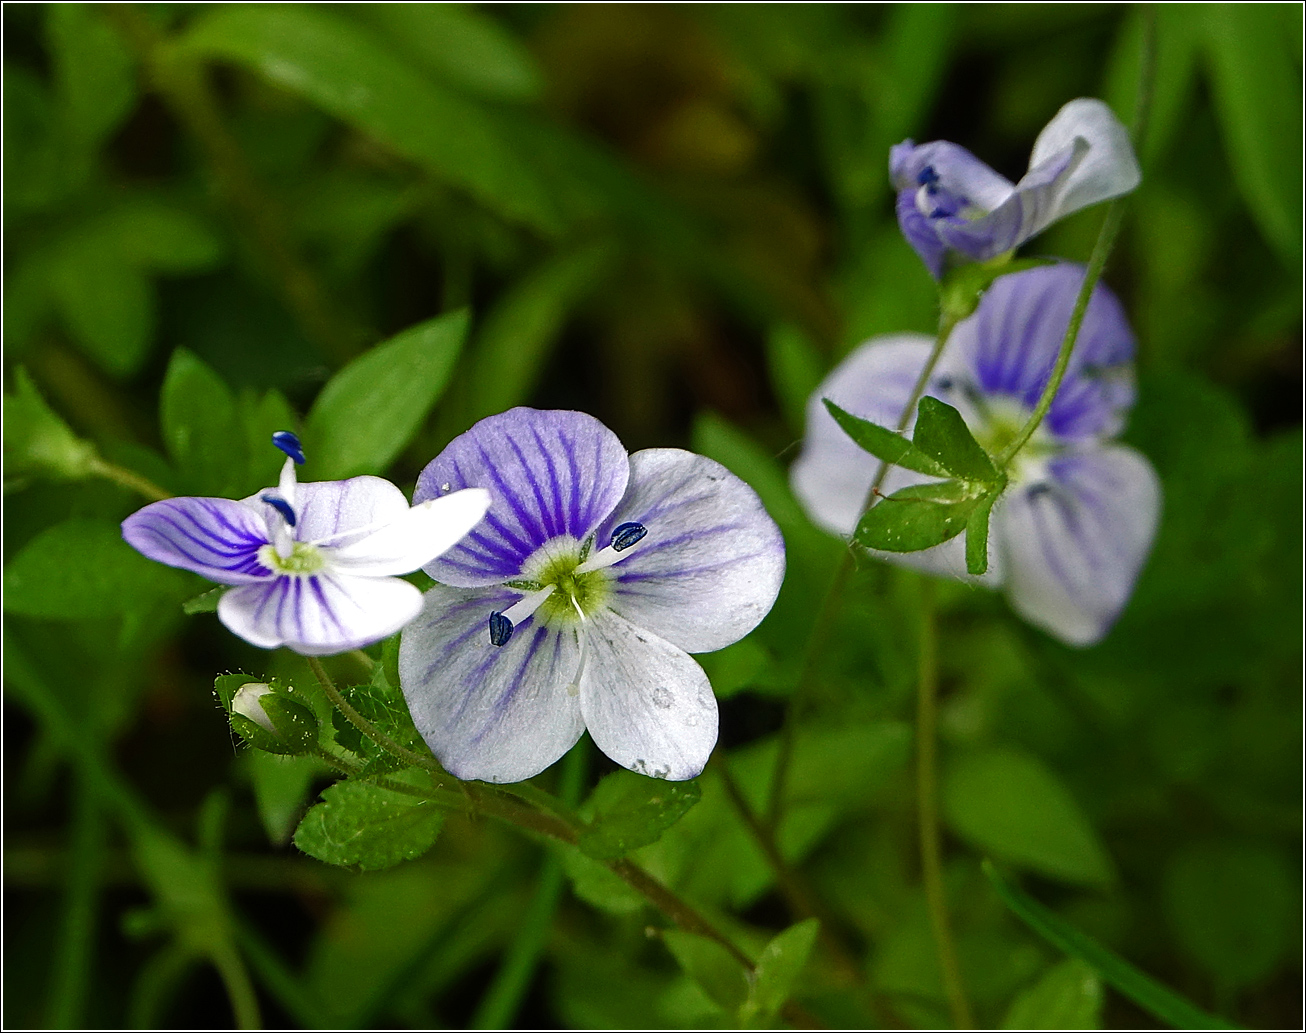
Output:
[45, 773, 105, 1029]
[212, 945, 263, 1030]
[234, 917, 329, 1029]
[306, 656, 444, 774]
[915, 578, 972, 1029]
[86, 456, 172, 502]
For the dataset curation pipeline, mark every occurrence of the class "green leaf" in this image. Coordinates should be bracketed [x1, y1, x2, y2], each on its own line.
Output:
[180, 5, 560, 232]
[352, 4, 542, 102]
[913, 396, 998, 482]
[662, 930, 749, 1013]
[1003, 959, 1103, 1030]
[330, 665, 427, 775]
[3, 517, 190, 620]
[3, 367, 98, 482]
[247, 753, 330, 847]
[854, 480, 982, 552]
[767, 324, 826, 434]
[1103, 5, 1199, 167]
[3, 66, 78, 214]
[160, 348, 245, 495]
[944, 748, 1112, 887]
[46, 3, 137, 150]
[1162, 841, 1292, 990]
[985, 862, 1233, 1030]
[741, 918, 820, 1023]
[94, 199, 225, 274]
[823, 399, 947, 476]
[294, 780, 444, 872]
[558, 845, 646, 915]
[49, 235, 154, 376]
[1203, 4, 1303, 265]
[305, 310, 469, 479]
[965, 489, 1000, 576]
[578, 771, 702, 860]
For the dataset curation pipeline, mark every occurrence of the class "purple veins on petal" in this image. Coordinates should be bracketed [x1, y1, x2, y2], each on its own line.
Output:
[122, 497, 273, 583]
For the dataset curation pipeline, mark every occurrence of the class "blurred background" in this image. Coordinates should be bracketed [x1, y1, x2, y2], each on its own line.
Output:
[4, 3, 1301, 1029]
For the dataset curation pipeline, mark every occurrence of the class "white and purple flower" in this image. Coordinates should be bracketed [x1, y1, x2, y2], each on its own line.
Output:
[893, 98, 1141, 278]
[792, 264, 1161, 646]
[122, 432, 491, 655]
[398, 408, 785, 783]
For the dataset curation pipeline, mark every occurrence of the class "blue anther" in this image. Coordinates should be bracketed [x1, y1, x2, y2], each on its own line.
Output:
[610, 522, 648, 552]
[1026, 483, 1052, 499]
[935, 377, 954, 392]
[488, 611, 514, 647]
[272, 431, 305, 465]
[261, 494, 297, 526]
[916, 165, 939, 187]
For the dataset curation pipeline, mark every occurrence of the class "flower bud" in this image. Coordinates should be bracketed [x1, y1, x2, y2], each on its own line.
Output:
[216, 673, 320, 755]
[231, 683, 276, 732]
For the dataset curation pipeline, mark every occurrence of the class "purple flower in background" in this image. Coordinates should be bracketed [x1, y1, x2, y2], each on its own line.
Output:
[791, 264, 1161, 646]
[399, 408, 785, 783]
[122, 432, 490, 655]
[892, 98, 1141, 278]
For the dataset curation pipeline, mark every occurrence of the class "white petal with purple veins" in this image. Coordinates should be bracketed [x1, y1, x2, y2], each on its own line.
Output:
[121, 497, 272, 584]
[415, 408, 631, 588]
[1028, 98, 1141, 230]
[399, 584, 585, 782]
[579, 611, 717, 781]
[268, 476, 411, 545]
[218, 572, 423, 655]
[1000, 445, 1160, 646]
[328, 488, 491, 576]
[598, 449, 785, 653]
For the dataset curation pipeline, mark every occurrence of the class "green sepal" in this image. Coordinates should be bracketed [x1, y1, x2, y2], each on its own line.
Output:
[214, 674, 320, 755]
[854, 480, 984, 552]
[578, 771, 702, 860]
[913, 396, 999, 483]
[964, 486, 1003, 576]
[940, 256, 1056, 324]
[182, 586, 226, 614]
[822, 399, 947, 477]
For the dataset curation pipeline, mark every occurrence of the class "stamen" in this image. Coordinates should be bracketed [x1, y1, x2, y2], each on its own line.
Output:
[610, 522, 647, 552]
[917, 165, 939, 187]
[272, 431, 305, 465]
[261, 494, 297, 527]
[564, 596, 589, 697]
[487, 585, 557, 647]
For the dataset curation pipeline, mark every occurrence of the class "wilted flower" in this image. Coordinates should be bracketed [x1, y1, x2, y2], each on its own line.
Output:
[892, 98, 1141, 278]
[791, 264, 1161, 646]
[122, 432, 490, 655]
[399, 407, 785, 783]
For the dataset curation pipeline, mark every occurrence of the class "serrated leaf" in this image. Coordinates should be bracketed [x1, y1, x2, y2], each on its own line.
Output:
[305, 310, 469, 479]
[742, 918, 820, 1023]
[854, 480, 982, 552]
[662, 930, 749, 1013]
[965, 489, 1001, 576]
[294, 780, 443, 871]
[913, 396, 998, 482]
[945, 748, 1112, 887]
[578, 771, 702, 860]
[823, 399, 947, 476]
[1003, 959, 1103, 1030]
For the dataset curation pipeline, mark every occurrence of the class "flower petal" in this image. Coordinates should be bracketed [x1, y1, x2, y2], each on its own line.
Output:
[595, 449, 785, 654]
[328, 488, 491, 576]
[398, 584, 585, 782]
[281, 476, 411, 545]
[1027, 98, 1141, 229]
[999, 445, 1161, 646]
[946, 264, 1136, 442]
[895, 189, 949, 279]
[889, 140, 1015, 210]
[218, 572, 423, 655]
[121, 497, 272, 584]
[415, 408, 631, 587]
[579, 611, 717, 781]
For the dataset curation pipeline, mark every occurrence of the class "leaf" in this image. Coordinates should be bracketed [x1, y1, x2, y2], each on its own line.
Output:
[767, 324, 826, 434]
[294, 780, 444, 872]
[48, 234, 154, 376]
[558, 845, 646, 915]
[823, 399, 947, 476]
[1162, 841, 1292, 990]
[579, 771, 702, 860]
[330, 672, 427, 775]
[248, 753, 330, 847]
[985, 861, 1233, 1030]
[741, 918, 820, 1023]
[2, 366, 98, 482]
[95, 199, 225, 274]
[944, 748, 1112, 887]
[304, 310, 469, 479]
[913, 396, 998, 482]
[1002, 959, 1103, 1030]
[160, 348, 245, 495]
[854, 480, 982, 553]
[1203, 4, 1303, 265]
[3, 518, 191, 620]
[180, 5, 560, 232]
[46, 2, 137, 150]
[662, 930, 749, 1013]
[965, 489, 1000, 576]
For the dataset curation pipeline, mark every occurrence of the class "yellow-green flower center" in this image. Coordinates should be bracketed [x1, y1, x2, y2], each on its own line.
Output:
[259, 541, 326, 576]
[518, 536, 611, 625]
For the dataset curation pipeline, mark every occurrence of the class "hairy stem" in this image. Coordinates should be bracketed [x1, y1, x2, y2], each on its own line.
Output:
[916, 578, 972, 1029]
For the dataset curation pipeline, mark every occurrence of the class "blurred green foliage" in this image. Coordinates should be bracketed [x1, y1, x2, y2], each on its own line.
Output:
[4, 3, 1300, 1029]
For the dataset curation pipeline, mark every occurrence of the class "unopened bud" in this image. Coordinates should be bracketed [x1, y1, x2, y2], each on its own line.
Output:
[231, 683, 276, 732]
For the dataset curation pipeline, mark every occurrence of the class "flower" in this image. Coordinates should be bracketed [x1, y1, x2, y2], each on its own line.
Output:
[892, 98, 1141, 278]
[121, 432, 491, 655]
[231, 682, 277, 732]
[791, 264, 1161, 646]
[398, 407, 785, 783]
